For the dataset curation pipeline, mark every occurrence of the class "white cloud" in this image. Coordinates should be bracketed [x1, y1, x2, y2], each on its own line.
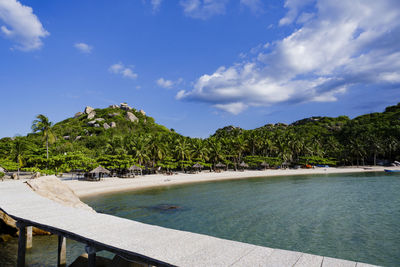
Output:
[0, 0, 49, 51]
[178, 0, 400, 114]
[109, 63, 138, 79]
[180, 0, 229, 19]
[74, 42, 92, 54]
[214, 102, 247, 114]
[151, 0, 163, 12]
[157, 78, 174, 88]
[240, 0, 263, 14]
[156, 77, 183, 88]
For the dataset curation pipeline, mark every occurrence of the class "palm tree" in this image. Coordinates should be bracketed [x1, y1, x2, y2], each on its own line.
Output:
[32, 114, 54, 160]
[12, 137, 27, 178]
[174, 138, 192, 171]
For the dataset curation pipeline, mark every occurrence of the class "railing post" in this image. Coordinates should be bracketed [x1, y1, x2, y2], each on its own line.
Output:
[57, 235, 67, 267]
[85, 245, 97, 267]
[16, 222, 27, 267]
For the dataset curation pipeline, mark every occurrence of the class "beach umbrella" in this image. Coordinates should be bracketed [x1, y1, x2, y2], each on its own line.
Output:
[192, 163, 203, 169]
[215, 162, 226, 168]
[128, 165, 142, 171]
[239, 162, 249, 168]
[89, 166, 111, 174]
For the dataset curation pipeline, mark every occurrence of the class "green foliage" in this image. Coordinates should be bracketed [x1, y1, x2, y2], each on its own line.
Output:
[0, 103, 399, 173]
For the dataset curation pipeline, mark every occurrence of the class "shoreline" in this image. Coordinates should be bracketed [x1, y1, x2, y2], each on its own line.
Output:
[63, 166, 390, 198]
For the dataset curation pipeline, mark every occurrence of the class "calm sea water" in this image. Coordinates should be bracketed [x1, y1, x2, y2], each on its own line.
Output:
[1, 172, 400, 266]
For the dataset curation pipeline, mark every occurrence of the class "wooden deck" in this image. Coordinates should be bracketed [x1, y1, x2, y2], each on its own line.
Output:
[0, 181, 379, 267]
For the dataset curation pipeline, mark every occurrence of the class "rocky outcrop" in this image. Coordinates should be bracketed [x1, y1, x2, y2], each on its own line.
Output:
[126, 112, 138, 122]
[63, 136, 70, 140]
[75, 136, 82, 141]
[139, 109, 146, 116]
[120, 103, 132, 111]
[94, 124, 100, 128]
[74, 112, 83, 118]
[88, 118, 105, 126]
[108, 112, 119, 117]
[87, 111, 96, 120]
[26, 176, 94, 212]
[109, 104, 119, 109]
[103, 123, 110, 130]
[110, 122, 117, 128]
[84, 106, 94, 114]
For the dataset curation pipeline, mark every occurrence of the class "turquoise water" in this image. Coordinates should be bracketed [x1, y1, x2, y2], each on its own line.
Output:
[1, 172, 400, 266]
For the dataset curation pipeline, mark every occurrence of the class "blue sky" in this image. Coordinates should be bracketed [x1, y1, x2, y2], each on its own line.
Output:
[0, 0, 399, 138]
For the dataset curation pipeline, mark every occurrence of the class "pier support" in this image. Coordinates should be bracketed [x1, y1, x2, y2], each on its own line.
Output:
[57, 235, 67, 267]
[26, 226, 32, 249]
[85, 245, 97, 267]
[16, 222, 27, 267]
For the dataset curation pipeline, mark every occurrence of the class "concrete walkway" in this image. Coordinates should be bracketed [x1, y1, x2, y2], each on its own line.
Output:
[0, 181, 379, 266]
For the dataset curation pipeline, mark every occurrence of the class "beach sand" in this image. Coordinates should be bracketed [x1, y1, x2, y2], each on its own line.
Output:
[64, 166, 389, 198]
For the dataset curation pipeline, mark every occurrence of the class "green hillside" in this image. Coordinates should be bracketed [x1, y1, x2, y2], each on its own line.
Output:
[0, 102, 399, 174]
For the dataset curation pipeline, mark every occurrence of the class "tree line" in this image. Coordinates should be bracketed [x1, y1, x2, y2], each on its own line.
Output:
[0, 103, 399, 174]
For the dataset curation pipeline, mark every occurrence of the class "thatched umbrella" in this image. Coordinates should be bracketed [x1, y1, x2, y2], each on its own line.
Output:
[192, 163, 203, 173]
[215, 162, 226, 171]
[239, 162, 249, 169]
[88, 166, 110, 180]
[261, 161, 269, 170]
[128, 165, 142, 176]
[192, 163, 203, 169]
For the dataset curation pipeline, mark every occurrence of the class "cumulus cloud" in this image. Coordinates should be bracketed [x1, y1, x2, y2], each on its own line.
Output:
[178, 0, 400, 114]
[74, 42, 92, 54]
[109, 63, 138, 79]
[0, 0, 49, 51]
[157, 77, 183, 88]
[180, 0, 229, 19]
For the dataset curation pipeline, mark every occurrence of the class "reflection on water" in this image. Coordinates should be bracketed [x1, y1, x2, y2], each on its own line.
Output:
[1, 172, 400, 266]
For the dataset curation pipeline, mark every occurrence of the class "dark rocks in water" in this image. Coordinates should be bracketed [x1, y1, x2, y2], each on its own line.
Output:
[152, 204, 182, 211]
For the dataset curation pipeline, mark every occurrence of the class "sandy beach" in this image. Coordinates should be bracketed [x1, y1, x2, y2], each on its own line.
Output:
[63, 166, 390, 198]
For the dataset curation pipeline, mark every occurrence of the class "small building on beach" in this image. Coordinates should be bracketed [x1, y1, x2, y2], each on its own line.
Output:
[128, 165, 142, 176]
[87, 166, 110, 181]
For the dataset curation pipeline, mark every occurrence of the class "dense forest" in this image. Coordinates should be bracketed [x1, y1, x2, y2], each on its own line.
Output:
[0, 102, 399, 175]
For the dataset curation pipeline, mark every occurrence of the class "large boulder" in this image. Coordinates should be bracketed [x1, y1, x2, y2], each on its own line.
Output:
[120, 103, 132, 111]
[139, 109, 146, 116]
[110, 122, 117, 128]
[126, 112, 138, 122]
[84, 106, 94, 114]
[87, 111, 96, 120]
[103, 123, 110, 130]
[26, 175, 94, 211]
[108, 112, 119, 117]
[74, 112, 83, 118]
[109, 104, 119, 109]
